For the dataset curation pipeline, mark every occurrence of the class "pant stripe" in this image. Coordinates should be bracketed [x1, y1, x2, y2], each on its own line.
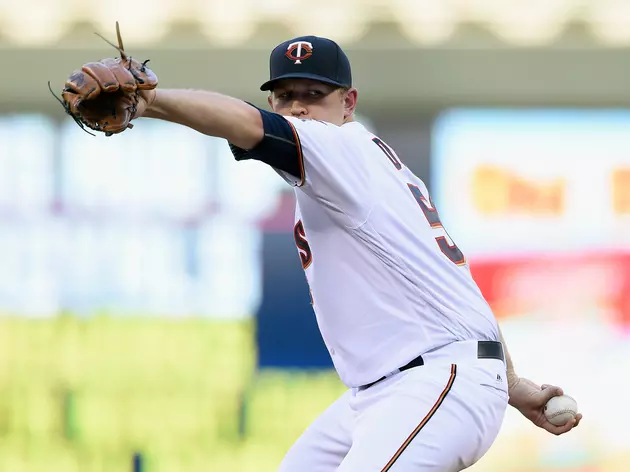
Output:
[380, 364, 458, 472]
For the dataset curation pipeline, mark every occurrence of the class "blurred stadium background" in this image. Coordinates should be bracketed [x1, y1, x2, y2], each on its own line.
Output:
[1, 0, 629, 470]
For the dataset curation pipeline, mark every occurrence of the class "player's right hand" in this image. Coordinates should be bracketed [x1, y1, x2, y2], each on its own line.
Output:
[507, 377, 582, 436]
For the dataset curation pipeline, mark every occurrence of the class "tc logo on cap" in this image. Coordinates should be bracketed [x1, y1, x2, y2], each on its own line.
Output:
[285, 41, 313, 65]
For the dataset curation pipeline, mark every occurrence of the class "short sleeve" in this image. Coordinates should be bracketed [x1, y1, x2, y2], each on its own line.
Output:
[283, 116, 374, 227]
[229, 107, 303, 181]
[229, 107, 374, 227]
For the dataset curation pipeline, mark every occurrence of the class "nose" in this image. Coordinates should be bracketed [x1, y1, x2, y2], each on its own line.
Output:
[290, 100, 308, 118]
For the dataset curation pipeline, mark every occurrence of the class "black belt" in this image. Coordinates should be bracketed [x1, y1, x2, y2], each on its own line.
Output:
[359, 341, 504, 390]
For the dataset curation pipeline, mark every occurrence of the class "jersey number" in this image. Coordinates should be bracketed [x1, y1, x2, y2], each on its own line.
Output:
[293, 220, 313, 269]
[373, 138, 466, 266]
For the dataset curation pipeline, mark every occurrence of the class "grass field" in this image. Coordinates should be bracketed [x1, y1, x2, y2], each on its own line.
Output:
[0, 314, 346, 472]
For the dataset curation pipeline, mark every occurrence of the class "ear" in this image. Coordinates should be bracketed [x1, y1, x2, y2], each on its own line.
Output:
[343, 88, 358, 119]
[267, 94, 273, 109]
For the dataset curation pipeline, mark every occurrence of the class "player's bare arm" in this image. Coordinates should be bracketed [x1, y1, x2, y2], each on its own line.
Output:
[139, 89, 264, 150]
[498, 327, 583, 435]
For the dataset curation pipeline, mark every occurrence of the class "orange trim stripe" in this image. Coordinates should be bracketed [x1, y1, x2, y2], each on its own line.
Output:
[380, 364, 458, 472]
[286, 121, 305, 187]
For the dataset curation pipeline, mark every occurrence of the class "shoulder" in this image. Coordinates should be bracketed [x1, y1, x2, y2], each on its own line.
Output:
[283, 116, 328, 125]
[284, 117, 367, 142]
[283, 116, 335, 130]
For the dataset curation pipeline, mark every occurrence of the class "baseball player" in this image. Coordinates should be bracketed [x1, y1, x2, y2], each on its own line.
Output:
[59, 29, 582, 471]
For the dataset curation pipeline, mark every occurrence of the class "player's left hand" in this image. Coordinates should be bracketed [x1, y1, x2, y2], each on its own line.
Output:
[507, 376, 582, 436]
[50, 21, 158, 137]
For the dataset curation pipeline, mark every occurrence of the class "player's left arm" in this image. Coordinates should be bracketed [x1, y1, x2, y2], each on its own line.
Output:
[143, 88, 373, 226]
[498, 327, 583, 435]
[229, 110, 375, 228]
[141, 89, 264, 150]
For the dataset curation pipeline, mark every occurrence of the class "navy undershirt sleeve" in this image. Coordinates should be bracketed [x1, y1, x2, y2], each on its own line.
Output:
[229, 106, 301, 179]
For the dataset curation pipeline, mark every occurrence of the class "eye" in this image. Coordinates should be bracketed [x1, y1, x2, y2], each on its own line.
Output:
[276, 92, 291, 100]
[308, 90, 324, 97]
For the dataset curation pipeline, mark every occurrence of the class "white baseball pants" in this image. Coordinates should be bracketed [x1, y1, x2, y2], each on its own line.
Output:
[278, 341, 509, 472]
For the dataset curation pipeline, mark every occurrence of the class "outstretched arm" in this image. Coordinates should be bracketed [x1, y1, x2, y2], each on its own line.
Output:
[499, 327, 582, 435]
[139, 89, 264, 149]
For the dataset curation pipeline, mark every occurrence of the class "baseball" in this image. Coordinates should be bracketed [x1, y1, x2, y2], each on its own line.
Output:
[544, 394, 578, 426]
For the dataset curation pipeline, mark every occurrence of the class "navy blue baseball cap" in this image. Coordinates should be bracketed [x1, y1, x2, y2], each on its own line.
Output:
[260, 35, 352, 91]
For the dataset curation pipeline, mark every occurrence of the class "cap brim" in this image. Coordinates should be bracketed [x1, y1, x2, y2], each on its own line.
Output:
[260, 73, 346, 91]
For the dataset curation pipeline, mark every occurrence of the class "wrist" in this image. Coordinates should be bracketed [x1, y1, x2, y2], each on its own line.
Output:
[138, 89, 158, 119]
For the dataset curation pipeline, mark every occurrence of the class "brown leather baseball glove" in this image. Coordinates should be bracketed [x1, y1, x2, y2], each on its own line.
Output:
[50, 22, 158, 136]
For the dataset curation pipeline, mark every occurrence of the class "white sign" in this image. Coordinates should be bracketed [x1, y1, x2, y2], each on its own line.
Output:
[432, 109, 630, 256]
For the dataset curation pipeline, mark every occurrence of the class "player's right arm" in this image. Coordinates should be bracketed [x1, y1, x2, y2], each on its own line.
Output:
[498, 327, 519, 389]
[498, 326, 583, 435]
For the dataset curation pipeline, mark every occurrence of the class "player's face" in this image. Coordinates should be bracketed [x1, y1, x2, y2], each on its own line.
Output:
[268, 79, 358, 125]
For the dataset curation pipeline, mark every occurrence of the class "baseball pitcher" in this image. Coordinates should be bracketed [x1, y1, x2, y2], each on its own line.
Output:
[54, 23, 582, 472]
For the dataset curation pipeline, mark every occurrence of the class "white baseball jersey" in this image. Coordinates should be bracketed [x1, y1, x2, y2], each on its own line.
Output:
[276, 116, 500, 388]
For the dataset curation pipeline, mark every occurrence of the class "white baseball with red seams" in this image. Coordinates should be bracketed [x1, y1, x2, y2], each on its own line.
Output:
[544, 395, 579, 426]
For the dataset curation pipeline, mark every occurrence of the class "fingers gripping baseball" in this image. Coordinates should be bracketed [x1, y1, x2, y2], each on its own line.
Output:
[539, 384, 563, 402]
[51, 22, 158, 137]
[540, 384, 582, 430]
[509, 377, 582, 436]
